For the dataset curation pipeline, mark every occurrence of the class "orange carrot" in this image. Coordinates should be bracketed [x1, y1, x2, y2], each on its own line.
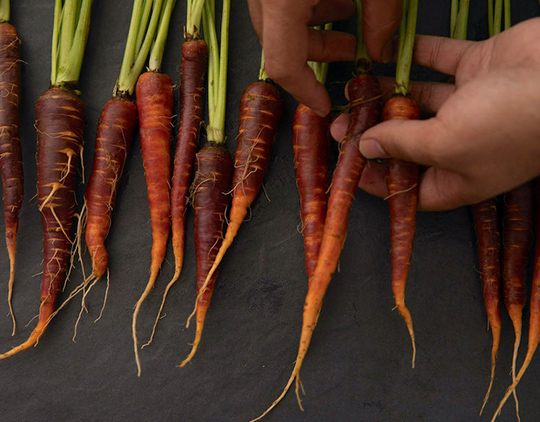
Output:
[131, 70, 174, 374]
[471, 198, 501, 414]
[384, 94, 420, 367]
[293, 104, 330, 280]
[250, 61, 382, 420]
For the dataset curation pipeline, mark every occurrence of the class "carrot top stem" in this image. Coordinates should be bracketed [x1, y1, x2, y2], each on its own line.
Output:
[186, 0, 205, 39]
[116, 0, 164, 96]
[492, 0, 503, 35]
[148, 0, 177, 71]
[355, 0, 371, 66]
[504, 0, 511, 30]
[0, 0, 10, 22]
[204, 0, 230, 144]
[452, 0, 470, 39]
[450, 0, 458, 36]
[51, 0, 93, 87]
[258, 51, 269, 80]
[395, 0, 418, 95]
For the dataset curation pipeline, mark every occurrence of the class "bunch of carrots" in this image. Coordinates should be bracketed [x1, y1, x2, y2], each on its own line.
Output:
[3, 1, 540, 421]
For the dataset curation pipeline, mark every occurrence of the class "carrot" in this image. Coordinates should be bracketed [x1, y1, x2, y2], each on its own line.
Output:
[497, 182, 533, 416]
[491, 179, 540, 422]
[0, 0, 93, 359]
[293, 43, 331, 280]
[380, 0, 420, 368]
[130, 0, 176, 375]
[180, 143, 233, 367]
[83, 0, 164, 291]
[249, 3, 382, 418]
[180, 0, 232, 367]
[191, 70, 283, 308]
[293, 105, 330, 279]
[0, 5, 23, 335]
[84, 97, 138, 279]
[153, 0, 208, 338]
[384, 95, 420, 368]
[471, 198, 501, 414]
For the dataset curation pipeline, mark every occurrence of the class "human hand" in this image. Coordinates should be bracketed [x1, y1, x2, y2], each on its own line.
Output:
[331, 18, 540, 211]
[247, 0, 402, 116]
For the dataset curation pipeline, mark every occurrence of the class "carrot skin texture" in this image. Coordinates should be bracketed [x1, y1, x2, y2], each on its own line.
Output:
[471, 198, 501, 412]
[180, 143, 233, 366]
[0, 87, 84, 359]
[84, 98, 138, 278]
[170, 39, 208, 283]
[0, 23, 23, 332]
[384, 94, 420, 367]
[249, 72, 382, 420]
[131, 71, 174, 375]
[293, 105, 330, 279]
[137, 71, 173, 278]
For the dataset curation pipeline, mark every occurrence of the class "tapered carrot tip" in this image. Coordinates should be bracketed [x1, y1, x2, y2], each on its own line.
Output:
[6, 232, 17, 335]
[480, 334, 501, 415]
[395, 300, 416, 368]
[0, 318, 48, 360]
[179, 303, 209, 368]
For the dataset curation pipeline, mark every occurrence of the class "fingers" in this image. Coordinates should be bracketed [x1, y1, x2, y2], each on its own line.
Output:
[260, 0, 331, 115]
[359, 117, 446, 166]
[412, 35, 475, 76]
[307, 29, 356, 63]
[362, 0, 403, 62]
[310, 0, 355, 26]
[247, 0, 263, 40]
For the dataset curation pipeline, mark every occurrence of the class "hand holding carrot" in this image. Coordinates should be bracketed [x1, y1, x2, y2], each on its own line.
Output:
[332, 18, 540, 211]
[248, 0, 402, 116]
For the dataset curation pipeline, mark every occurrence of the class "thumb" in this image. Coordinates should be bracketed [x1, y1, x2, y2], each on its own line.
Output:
[359, 117, 446, 167]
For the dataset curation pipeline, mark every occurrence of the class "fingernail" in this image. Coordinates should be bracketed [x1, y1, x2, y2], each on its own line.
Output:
[381, 41, 393, 64]
[360, 139, 387, 159]
[313, 108, 328, 118]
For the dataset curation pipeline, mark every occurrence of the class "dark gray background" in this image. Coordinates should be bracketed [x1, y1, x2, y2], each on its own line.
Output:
[2, 1, 540, 421]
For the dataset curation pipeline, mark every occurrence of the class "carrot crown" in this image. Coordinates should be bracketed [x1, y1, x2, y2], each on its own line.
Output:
[0, 0, 10, 22]
[50, 0, 94, 87]
[148, 0, 177, 72]
[203, 0, 231, 144]
[115, 0, 164, 96]
[353, 0, 373, 74]
[394, 0, 418, 95]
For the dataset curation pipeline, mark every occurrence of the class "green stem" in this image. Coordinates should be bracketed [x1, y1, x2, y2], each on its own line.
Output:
[259, 51, 268, 80]
[453, 0, 470, 40]
[0, 0, 10, 22]
[395, 0, 418, 95]
[355, 0, 371, 70]
[117, 0, 146, 92]
[51, 0, 63, 86]
[214, 0, 230, 141]
[117, 0, 164, 95]
[135, 0, 154, 55]
[493, 0, 502, 35]
[58, 0, 81, 73]
[149, 0, 177, 71]
[450, 0, 458, 38]
[488, 0, 494, 37]
[187, 0, 205, 39]
[51, 0, 93, 86]
[204, 0, 230, 143]
[504, 0, 511, 30]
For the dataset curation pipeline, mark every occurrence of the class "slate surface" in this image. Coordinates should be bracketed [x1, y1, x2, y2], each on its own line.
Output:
[1, 1, 540, 421]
